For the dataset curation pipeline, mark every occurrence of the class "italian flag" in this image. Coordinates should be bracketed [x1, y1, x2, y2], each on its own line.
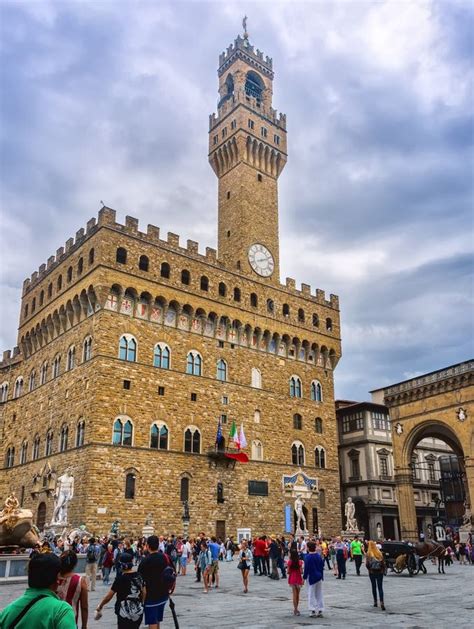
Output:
[229, 420, 240, 449]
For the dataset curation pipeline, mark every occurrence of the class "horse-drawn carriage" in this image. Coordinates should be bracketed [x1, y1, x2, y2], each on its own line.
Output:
[381, 540, 447, 576]
[381, 541, 420, 575]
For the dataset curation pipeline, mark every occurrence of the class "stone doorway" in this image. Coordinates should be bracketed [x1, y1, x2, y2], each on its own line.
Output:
[37, 501, 46, 531]
[216, 520, 226, 541]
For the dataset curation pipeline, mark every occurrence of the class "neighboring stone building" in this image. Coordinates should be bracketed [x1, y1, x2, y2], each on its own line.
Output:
[0, 30, 342, 539]
[336, 400, 452, 540]
[371, 360, 473, 541]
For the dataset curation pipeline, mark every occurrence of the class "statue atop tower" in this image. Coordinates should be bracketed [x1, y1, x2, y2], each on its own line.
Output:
[209, 30, 287, 283]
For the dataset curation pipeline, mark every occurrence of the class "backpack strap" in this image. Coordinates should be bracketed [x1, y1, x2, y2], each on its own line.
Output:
[8, 595, 48, 629]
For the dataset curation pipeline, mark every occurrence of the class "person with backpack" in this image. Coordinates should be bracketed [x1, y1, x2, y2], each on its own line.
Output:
[85, 537, 100, 592]
[366, 540, 386, 610]
[96, 552, 144, 628]
[138, 535, 173, 629]
[0, 552, 76, 628]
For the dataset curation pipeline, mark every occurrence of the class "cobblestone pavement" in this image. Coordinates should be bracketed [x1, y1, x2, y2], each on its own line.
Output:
[1, 559, 473, 628]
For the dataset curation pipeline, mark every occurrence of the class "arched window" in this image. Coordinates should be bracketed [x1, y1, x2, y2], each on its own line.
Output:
[14, 377, 24, 398]
[200, 276, 209, 291]
[298, 308, 305, 322]
[67, 266, 73, 283]
[251, 367, 262, 388]
[326, 317, 333, 331]
[218, 282, 227, 297]
[283, 303, 290, 316]
[150, 423, 169, 450]
[24, 304, 28, 318]
[48, 283, 53, 299]
[250, 293, 258, 307]
[119, 335, 137, 362]
[180, 477, 189, 502]
[289, 376, 302, 398]
[57, 275, 62, 291]
[186, 351, 202, 376]
[153, 343, 170, 369]
[33, 435, 40, 460]
[59, 425, 69, 452]
[291, 442, 305, 466]
[76, 420, 85, 447]
[125, 472, 136, 499]
[160, 262, 170, 278]
[31, 297, 36, 313]
[37, 502, 47, 531]
[254, 409, 261, 423]
[251, 440, 263, 461]
[116, 247, 127, 264]
[233, 287, 241, 302]
[266, 298, 274, 313]
[139, 255, 149, 272]
[77, 257, 84, 274]
[113, 417, 133, 446]
[83, 336, 92, 362]
[217, 359, 227, 382]
[315, 417, 323, 434]
[29, 370, 36, 392]
[39, 290, 44, 306]
[5, 446, 15, 468]
[315, 446, 326, 469]
[88, 248, 95, 265]
[245, 70, 264, 102]
[52, 355, 61, 379]
[40, 362, 48, 385]
[67, 346, 76, 371]
[293, 413, 303, 430]
[0, 382, 8, 402]
[184, 426, 201, 453]
[45, 430, 54, 456]
[20, 440, 28, 464]
[181, 269, 191, 285]
[311, 380, 323, 402]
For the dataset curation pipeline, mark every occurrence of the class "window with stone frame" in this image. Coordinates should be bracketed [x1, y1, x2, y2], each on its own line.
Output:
[218, 282, 227, 297]
[76, 420, 85, 447]
[45, 431, 54, 456]
[150, 423, 169, 450]
[119, 335, 137, 362]
[82, 337, 92, 362]
[251, 440, 263, 460]
[379, 455, 389, 477]
[291, 442, 305, 466]
[14, 377, 24, 398]
[371, 411, 389, 430]
[251, 368, 262, 389]
[180, 477, 189, 502]
[52, 356, 61, 379]
[342, 411, 364, 433]
[160, 262, 170, 278]
[315, 417, 323, 434]
[293, 413, 303, 430]
[67, 346, 76, 371]
[310, 380, 323, 402]
[153, 343, 170, 369]
[186, 351, 202, 376]
[289, 376, 302, 398]
[59, 425, 69, 452]
[0, 383, 8, 402]
[20, 441, 28, 464]
[5, 446, 15, 468]
[315, 446, 326, 469]
[116, 247, 127, 264]
[28, 370, 36, 392]
[139, 255, 149, 272]
[217, 359, 227, 382]
[200, 276, 209, 291]
[113, 417, 133, 446]
[184, 427, 201, 453]
[33, 435, 40, 460]
[125, 472, 136, 499]
[348, 449, 361, 479]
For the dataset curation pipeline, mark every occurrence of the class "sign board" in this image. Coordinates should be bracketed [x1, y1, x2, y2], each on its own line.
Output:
[237, 528, 251, 543]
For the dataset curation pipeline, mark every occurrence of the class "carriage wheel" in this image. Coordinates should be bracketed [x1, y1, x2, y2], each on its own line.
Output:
[407, 554, 418, 576]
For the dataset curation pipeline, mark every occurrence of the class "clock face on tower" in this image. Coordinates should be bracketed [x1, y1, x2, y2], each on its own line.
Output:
[248, 243, 275, 277]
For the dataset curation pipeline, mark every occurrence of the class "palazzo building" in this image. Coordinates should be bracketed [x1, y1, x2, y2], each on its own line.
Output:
[0, 30, 342, 539]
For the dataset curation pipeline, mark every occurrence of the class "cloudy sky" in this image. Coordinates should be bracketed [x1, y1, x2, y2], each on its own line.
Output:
[0, 0, 472, 400]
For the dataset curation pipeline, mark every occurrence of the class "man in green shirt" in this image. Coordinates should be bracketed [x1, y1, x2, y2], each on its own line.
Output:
[350, 536, 365, 576]
[0, 552, 76, 629]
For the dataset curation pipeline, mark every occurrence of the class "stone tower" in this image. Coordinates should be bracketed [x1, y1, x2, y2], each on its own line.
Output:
[209, 31, 287, 284]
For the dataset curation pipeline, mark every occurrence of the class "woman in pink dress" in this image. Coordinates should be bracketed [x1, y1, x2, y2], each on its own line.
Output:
[57, 550, 89, 628]
[287, 547, 304, 616]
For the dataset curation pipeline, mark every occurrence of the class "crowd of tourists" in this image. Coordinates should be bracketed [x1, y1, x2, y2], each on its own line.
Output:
[1, 530, 473, 628]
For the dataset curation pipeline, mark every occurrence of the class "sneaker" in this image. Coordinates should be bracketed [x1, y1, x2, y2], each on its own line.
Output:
[317, 611, 323, 618]
[310, 611, 316, 617]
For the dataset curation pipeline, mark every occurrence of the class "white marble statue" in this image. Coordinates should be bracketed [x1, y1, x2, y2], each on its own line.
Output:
[51, 469, 74, 525]
[294, 494, 307, 533]
[376, 523, 383, 540]
[344, 497, 358, 532]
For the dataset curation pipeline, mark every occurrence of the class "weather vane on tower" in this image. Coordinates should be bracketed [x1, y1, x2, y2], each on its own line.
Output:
[242, 15, 249, 40]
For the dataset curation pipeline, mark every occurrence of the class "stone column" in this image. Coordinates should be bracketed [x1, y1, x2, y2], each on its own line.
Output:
[395, 468, 417, 541]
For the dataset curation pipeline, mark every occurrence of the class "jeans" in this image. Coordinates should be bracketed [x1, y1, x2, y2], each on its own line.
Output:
[336, 552, 346, 577]
[354, 554, 363, 575]
[277, 555, 286, 577]
[102, 566, 111, 584]
[369, 573, 384, 603]
[226, 549, 233, 561]
[256, 556, 266, 574]
[324, 555, 331, 570]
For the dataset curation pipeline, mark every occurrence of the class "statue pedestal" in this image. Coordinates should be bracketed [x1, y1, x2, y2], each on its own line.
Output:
[142, 525, 154, 539]
[341, 530, 365, 539]
[295, 528, 309, 537]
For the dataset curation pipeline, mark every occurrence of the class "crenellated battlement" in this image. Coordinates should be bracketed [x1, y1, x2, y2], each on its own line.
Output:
[21, 207, 339, 310]
[0, 346, 22, 370]
[218, 35, 273, 79]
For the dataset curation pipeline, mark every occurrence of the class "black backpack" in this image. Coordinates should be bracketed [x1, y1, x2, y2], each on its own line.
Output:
[86, 545, 97, 563]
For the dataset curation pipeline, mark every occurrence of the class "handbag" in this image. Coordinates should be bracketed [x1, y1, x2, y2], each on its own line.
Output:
[237, 560, 247, 570]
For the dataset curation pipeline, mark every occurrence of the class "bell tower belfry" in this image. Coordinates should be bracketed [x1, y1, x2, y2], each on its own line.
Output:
[209, 25, 287, 283]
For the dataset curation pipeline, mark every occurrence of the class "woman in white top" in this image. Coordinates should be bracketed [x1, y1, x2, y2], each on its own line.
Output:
[238, 539, 253, 593]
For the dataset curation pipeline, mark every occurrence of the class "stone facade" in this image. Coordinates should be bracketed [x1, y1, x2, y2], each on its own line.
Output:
[371, 360, 474, 541]
[0, 32, 342, 539]
[336, 400, 452, 540]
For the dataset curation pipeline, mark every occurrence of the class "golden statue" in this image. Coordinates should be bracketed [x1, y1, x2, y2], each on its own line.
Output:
[0, 493, 40, 548]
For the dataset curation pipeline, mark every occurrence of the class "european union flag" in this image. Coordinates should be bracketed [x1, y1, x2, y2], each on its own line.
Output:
[215, 419, 223, 445]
